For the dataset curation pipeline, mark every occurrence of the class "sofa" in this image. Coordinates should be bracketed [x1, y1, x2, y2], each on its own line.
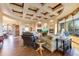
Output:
[43, 35, 56, 52]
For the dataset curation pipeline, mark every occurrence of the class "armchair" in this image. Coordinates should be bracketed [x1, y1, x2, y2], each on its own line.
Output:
[0, 36, 4, 45]
[21, 32, 36, 48]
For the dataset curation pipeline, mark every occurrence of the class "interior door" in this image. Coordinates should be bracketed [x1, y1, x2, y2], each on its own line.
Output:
[15, 25, 19, 36]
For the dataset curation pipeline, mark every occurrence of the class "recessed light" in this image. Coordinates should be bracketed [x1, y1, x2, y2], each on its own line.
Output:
[38, 21, 41, 24]
[44, 23, 47, 26]
[50, 20, 53, 22]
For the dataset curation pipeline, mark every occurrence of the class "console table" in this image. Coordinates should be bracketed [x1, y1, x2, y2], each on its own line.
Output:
[56, 38, 72, 55]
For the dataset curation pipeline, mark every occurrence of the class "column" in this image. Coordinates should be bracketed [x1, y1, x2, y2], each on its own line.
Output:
[19, 23, 23, 36]
[54, 19, 58, 34]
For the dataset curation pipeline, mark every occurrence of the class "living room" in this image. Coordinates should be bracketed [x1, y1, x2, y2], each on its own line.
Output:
[0, 3, 79, 57]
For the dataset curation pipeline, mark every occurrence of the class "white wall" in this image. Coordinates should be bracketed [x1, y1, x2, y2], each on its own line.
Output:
[54, 23, 58, 34]
[2, 16, 23, 36]
[0, 13, 3, 36]
[3, 16, 20, 25]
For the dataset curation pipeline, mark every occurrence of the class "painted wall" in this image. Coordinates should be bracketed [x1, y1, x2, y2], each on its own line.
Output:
[3, 16, 20, 25]
[2, 16, 24, 36]
[0, 13, 3, 36]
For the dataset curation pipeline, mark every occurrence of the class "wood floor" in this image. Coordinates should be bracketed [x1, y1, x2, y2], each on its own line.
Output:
[0, 35, 63, 56]
[70, 35, 79, 50]
[0, 35, 79, 56]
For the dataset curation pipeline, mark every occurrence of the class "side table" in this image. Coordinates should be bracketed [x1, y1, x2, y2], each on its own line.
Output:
[36, 39, 45, 55]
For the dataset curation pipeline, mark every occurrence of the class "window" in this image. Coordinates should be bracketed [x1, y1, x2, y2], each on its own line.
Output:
[59, 18, 79, 36]
[59, 23, 65, 32]
[67, 20, 74, 34]
[74, 18, 79, 36]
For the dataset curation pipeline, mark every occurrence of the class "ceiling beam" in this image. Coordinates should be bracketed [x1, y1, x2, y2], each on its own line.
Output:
[12, 9, 23, 14]
[10, 3, 24, 8]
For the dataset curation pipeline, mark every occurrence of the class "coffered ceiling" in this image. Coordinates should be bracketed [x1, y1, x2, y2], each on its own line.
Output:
[0, 3, 79, 23]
